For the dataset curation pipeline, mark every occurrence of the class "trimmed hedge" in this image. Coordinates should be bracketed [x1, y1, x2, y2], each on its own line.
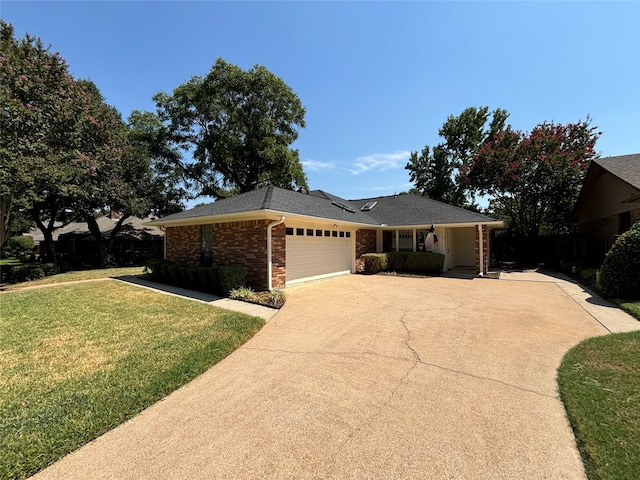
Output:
[404, 252, 445, 273]
[144, 260, 237, 296]
[361, 253, 388, 274]
[218, 265, 248, 295]
[360, 252, 445, 275]
[599, 221, 640, 299]
[4, 263, 58, 283]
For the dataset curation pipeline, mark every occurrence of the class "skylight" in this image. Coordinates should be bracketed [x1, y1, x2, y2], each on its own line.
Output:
[360, 201, 378, 211]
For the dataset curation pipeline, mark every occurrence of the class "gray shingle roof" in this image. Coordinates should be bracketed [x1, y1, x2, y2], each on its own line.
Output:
[153, 186, 380, 225]
[349, 194, 498, 226]
[152, 186, 499, 226]
[594, 153, 640, 190]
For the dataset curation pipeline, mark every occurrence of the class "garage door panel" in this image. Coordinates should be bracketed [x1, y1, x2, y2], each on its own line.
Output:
[286, 232, 352, 284]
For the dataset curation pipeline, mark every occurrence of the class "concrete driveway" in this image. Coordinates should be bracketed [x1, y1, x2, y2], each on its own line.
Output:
[35, 274, 615, 479]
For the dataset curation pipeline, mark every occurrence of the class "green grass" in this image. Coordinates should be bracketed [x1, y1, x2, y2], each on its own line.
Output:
[3, 265, 145, 289]
[617, 300, 640, 320]
[0, 281, 264, 479]
[558, 331, 640, 480]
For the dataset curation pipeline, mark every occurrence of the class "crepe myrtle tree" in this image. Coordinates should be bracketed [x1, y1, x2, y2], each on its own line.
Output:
[0, 20, 87, 257]
[463, 118, 600, 261]
[0, 21, 159, 264]
[149, 58, 308, 200]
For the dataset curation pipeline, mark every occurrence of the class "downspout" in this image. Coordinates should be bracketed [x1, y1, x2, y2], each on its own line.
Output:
[267, 217, 286, 291]
[477, 224, 484, 277]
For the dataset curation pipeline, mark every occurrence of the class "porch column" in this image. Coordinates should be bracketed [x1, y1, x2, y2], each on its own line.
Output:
[412, 228, 417, 252]
[395, 229, 399, 252]
[477, 224, 484, 275]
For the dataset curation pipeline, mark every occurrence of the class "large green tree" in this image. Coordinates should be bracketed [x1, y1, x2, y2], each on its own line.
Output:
[464, 119, 600, 259]
[150, 58, 308, 199]
[406, 106, 509, 207]
[0, 20, 83, 255]
[1, 22, 158, 265]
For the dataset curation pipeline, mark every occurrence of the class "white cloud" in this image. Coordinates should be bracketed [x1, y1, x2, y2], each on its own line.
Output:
[301, 159, 336, 171]
[346, 151, 411, 175]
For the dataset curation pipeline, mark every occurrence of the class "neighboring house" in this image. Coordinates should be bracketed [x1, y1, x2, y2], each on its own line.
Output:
[147, 186, 502, 290]
[574, 153, 640, 261]
[25, 213, 164, 266]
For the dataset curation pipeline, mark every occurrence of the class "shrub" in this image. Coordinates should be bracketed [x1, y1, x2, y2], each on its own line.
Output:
[5, 263, 58, 283]
[404, 252, 445, 274]
[218, 264, 247, 294]
[361, 253, 387, 274]
[599, 221, 640, 299]
[145, 259, 169, 281]
[386, 252, 409, 271]
[229, 286, 254, 301]
[1, 236, 35, 260]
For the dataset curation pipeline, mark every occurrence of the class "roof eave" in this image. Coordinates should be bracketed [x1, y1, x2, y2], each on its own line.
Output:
[146, 209, 382, 228]
[381, 220, 504, 229]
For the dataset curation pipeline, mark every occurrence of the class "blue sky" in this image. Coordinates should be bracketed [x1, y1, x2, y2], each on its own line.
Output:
[3, 1, 639, 203]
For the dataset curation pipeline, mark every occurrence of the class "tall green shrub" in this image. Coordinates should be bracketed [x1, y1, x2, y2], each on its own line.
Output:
[1, 236, 35, 260]
[405, 252, 445, 273]
[218, 265, 247, 294]
[361, 253, 387, 274]
[599, 222, 640, 299]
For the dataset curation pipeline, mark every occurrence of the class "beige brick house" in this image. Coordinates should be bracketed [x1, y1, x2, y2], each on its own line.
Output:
[147, 187, 502, 290]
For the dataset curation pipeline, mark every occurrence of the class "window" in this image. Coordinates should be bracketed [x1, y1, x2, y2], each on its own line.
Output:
[346, 232, 351, 238]
[296, 228, 304, 236]
[286, 227, 294, 236]
[360, 201, 378, 211]
[332, 231, 338, 237]
[619, 211, 631, 234]
[201, 224, 213, 266]
[324, 230, 330, 237]
[316, 229, 322, 237]
[339, 231, 345, 237]
[307, 229, 314, 236]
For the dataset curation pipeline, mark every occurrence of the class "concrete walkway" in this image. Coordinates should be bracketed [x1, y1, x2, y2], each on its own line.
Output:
[32, 273, 638, 479]
[499, 269, 639, 333]
[115, 276, 279, 322]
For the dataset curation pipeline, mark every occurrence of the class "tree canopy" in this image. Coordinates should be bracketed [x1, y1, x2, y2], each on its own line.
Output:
[405, 106, 509, 208]
[463, 118, 600, 246]
[148, 58, 308, 199]
[0, 21, 157, 264]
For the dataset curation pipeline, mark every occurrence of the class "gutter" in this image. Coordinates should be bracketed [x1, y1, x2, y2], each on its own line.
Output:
[477, 224, 484, 277]
[267, 216, 286, 291]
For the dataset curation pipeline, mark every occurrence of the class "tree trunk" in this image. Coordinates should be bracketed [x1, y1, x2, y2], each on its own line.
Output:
[33, 214, 56, 263]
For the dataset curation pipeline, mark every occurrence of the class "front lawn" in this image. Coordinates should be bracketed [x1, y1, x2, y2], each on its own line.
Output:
[617, 300, 640, 320]
[0, 281, 264, 479]
[1, 265, 144, 289]
[558, 331, 640, 480]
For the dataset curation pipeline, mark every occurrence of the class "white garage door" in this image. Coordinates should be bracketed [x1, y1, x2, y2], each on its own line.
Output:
[286, 227, 353, 285]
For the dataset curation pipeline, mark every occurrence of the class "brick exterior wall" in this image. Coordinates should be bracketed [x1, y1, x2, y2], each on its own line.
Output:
[213, 219, 271, 291]
[164, 220, 285, 291]
[475, 225, 490, 274]
[356, 229, 377, 257]
[270, 223, 286, 289]
[355, 229, 378, 273]
[165, 225, 202, 266]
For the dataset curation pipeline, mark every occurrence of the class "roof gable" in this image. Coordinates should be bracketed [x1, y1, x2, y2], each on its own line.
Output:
[593, 153, 640, 190]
